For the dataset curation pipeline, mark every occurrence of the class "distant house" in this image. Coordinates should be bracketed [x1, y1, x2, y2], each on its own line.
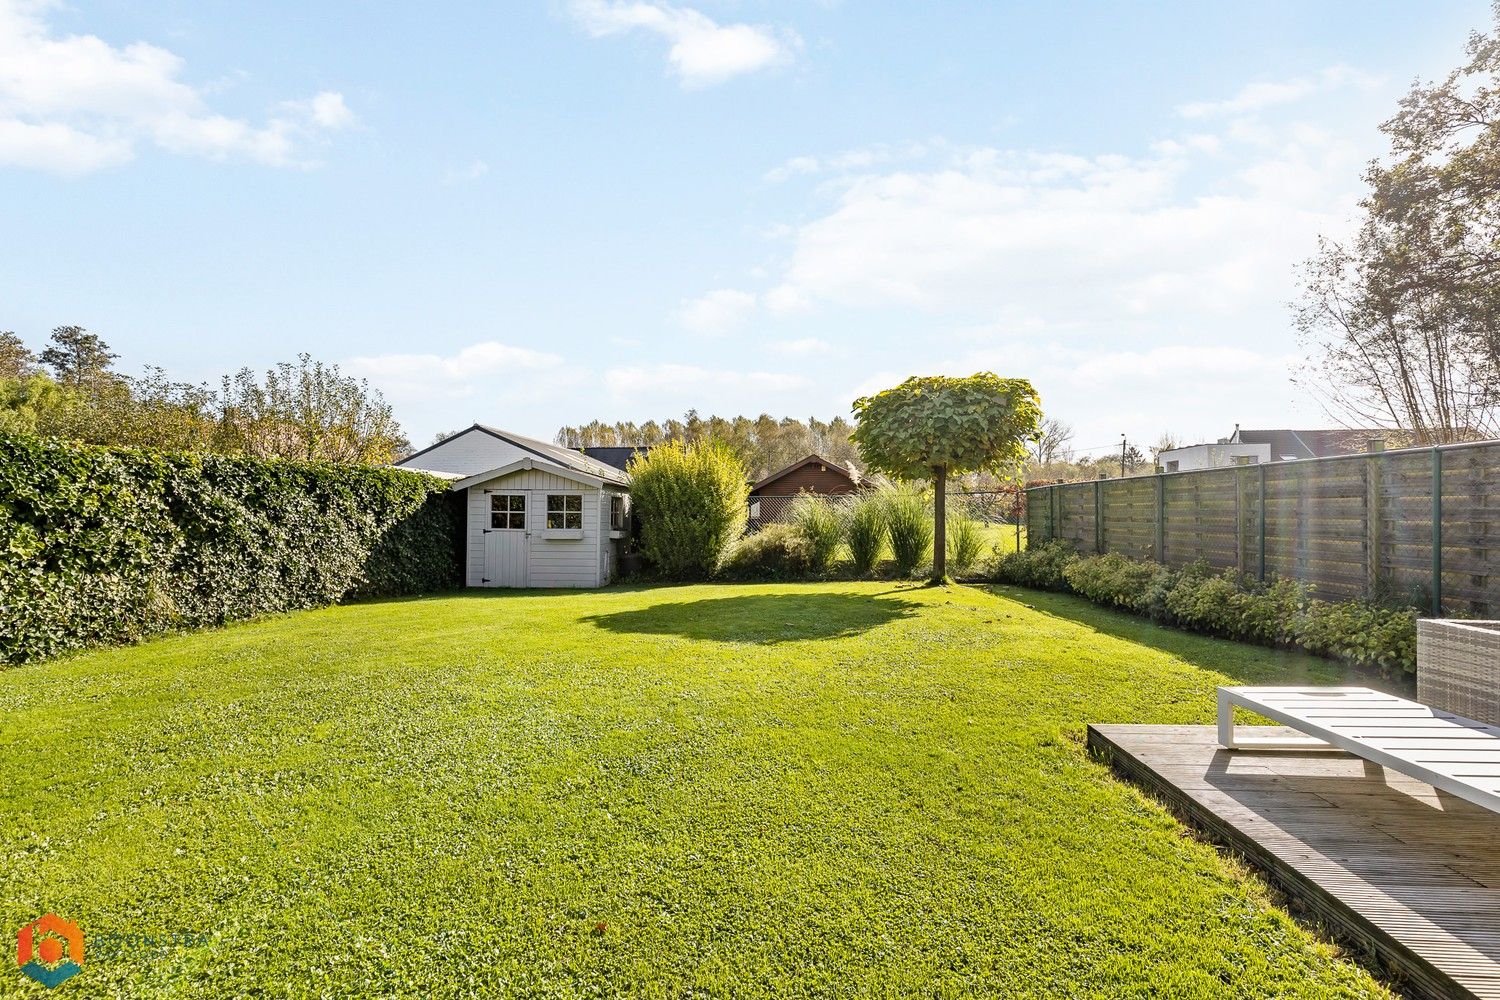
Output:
[748, 454, 864, 526]
[396, 424, 630, 589]
[580, 446, 646, 473]
[1159, 424, 1390, 473]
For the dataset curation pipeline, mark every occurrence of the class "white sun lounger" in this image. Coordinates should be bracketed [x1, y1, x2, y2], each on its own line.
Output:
[1217, 685, 1500, 815]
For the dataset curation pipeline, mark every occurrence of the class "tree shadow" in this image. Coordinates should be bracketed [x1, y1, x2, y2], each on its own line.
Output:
[974, 584, 1412, 695]
[581, 592, 919, 644]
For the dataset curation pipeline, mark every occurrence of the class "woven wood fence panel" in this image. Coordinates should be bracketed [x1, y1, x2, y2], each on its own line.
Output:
[1026, 441, 1500, 616]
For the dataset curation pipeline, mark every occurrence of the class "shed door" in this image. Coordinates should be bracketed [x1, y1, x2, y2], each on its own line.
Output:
[483, 492, 530, 587]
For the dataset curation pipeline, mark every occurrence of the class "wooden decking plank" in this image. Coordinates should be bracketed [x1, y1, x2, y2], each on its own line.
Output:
[1089, 723, 1500, 1000]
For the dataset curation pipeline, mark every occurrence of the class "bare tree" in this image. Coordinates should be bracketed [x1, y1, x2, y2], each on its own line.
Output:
[1296, 8, 1500, 442]
[1029, 416, 1075, 465]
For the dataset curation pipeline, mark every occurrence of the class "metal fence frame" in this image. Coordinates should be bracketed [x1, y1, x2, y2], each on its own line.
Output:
[1026, 439, 1500, 616]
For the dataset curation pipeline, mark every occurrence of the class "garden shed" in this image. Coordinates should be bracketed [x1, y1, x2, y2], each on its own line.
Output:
[396, 424, 630, 588]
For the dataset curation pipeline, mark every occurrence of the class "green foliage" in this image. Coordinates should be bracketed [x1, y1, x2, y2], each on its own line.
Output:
[557, 410, 862, 481]
[880, 482, 933, 577]
[996, 544, 1418, 677]
[628, 440, 749, 579]
[845, 492, 888, 575]
[992, 539, 1075, 591]
[718, 523, 811, 581]
[851, 373, 1042, 480]
[0, 433, 458, 665]
[788, 495, 845, 573]
[944, 512, 985, 577]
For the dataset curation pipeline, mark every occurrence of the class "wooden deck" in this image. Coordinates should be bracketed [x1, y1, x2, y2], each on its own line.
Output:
[1088, 724, 1500, 1000]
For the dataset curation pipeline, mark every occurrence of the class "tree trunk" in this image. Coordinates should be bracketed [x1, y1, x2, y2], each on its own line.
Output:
[932, 464, 947, 583]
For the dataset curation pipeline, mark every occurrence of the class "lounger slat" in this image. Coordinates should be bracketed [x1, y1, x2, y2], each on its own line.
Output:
[1218, 685, 1500, 816]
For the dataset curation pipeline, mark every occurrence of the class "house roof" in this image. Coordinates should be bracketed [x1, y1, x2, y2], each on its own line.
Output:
[449, 457, 617, 492]
[1229, 427, 1389, 461]
[750, 454, 860, 493]
[398, 424, 631, 487]
[580, 445, 647, 473]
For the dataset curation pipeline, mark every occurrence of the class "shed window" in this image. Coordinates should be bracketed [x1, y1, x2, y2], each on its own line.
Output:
[610, 495, 627, 530]
[490, 493, 525, 529]
[547, 494, 583, 529]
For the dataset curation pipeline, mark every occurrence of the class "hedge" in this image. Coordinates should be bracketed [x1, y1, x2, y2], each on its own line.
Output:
[1, 433, 460, 665]
[992, 542, 1418, 677]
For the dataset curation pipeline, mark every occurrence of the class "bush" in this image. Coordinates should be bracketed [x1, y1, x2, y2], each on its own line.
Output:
[0, 433, 458, 665]
[993, 539, 1075, 591]
[881, 483, 933, 577]
[628, 440, 748, 580]
[788, 495, 845, 574]
[718, 523, 811, 581]
[945, 513, 985, 577]
[992, 539, 1417, 677]
[845, 492, 887, 575]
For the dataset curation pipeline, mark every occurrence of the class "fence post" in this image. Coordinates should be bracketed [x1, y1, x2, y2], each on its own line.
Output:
[1094, 480, 1103, 554]
[1365, 445, 1383, 599]
[1154, 474, 1165, 563]
[1257, 464, 1267, 583]
[1432, 447, 1443, 616]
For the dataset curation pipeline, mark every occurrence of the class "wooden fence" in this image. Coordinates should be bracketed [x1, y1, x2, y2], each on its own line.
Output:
[1025, 440, 1500, 616]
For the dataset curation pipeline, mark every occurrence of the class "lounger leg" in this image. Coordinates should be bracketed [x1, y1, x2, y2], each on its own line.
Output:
[1217, 688, 1237, 749]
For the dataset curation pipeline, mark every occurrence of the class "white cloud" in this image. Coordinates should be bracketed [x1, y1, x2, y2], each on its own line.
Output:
[1177, 65, 1378, 119]
[0, 0, 353, 175]
[605, 363, 807, 397]
[346, 341, 567, 403]
[568, 1, 799, 87]
[675, 288, 757, 334]
[769, 337, 831, 356]
[444, 159, 490, 185]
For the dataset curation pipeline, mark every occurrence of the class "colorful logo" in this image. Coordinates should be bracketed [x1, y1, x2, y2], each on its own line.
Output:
[17, 914, 83, 988]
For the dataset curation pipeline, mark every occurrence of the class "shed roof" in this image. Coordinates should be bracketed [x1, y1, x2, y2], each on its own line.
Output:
[397, 424, 630, 487]
[750, 454, 860, 493]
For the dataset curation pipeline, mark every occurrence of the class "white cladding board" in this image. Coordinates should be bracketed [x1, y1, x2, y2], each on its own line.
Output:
[466, 468, 605, 588]
[400, 428, 534, 477]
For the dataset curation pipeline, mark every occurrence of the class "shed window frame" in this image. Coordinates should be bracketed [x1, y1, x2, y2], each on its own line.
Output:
[546, 493, 584, 530]
[610, 495, 627, 531]
[490, 493, 526, 530]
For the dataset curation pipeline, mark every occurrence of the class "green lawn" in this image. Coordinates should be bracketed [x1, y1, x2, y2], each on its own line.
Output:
[1, 583, 1391, 998]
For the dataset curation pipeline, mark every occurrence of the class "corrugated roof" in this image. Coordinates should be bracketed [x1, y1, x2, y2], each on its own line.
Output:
[474, 424, 631, 486]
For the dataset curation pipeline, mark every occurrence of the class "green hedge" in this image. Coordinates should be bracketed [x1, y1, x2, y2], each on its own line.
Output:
[993, 542, 1418, 677]
[1, 433, 459, 665]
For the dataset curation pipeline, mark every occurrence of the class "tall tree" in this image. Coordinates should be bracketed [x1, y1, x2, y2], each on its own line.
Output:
[217, 354, 408, 463]
[1296, 8, 1500, 441]
[39, 326, 118, 387]
[852, 373, 1041, 583]
[0, 332, 38, 380]
[1028, 416, 1075, 466]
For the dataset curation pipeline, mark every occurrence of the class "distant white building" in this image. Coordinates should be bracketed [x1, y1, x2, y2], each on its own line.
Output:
[1158, 424, 1389, 473]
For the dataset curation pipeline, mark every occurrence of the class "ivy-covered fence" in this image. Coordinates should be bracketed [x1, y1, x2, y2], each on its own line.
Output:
[0, 434, 461, 665]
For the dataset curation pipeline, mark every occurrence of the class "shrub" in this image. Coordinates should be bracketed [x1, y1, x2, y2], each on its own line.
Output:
[990, 538, 1417, 677]
[993, 539, 1075, 591]
[628, 440, 748, 580]
[945, 513, 985, 577]
[845, 492, 887, 575]
[1062, 552, 1160, 612]
[718, 523, 811, 581]
[881, 482, 933, 577]
[0, 433, 458, 665]
[788, 495, 845, 574]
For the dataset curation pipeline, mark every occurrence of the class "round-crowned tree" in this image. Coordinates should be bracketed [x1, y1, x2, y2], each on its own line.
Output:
[852, 373, 1041, 583]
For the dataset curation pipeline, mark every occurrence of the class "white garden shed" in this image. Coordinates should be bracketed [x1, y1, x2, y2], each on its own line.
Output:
[395, 424, 630, 588]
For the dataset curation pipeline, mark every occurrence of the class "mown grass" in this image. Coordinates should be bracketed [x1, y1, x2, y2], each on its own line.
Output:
[1, 583, 1392, 998]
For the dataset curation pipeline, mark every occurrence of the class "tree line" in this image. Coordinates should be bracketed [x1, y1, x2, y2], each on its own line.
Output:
[1, 326, 407, 464]
[555, 412, 863, 481]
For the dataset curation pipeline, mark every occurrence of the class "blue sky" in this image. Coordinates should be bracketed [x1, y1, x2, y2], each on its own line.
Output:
[1, 1, 1491, 455]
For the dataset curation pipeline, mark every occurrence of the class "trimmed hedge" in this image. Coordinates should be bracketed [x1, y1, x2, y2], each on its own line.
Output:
[993, 542, 1418, 677]
[1, 433, 459, 665]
